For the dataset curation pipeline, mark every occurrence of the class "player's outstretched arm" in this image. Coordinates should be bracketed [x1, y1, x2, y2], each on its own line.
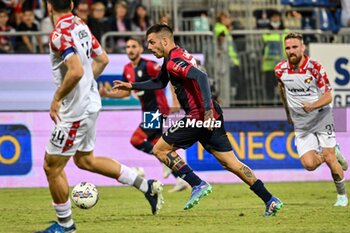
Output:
[113, 80, 133, 91]
[92, 50, 109, 80]
[113, 76, 169, 91]
[99, 82, 131, 98]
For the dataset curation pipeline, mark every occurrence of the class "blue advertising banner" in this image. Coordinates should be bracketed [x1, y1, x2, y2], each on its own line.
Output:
[310, 44, 350, 107]
[0, 125, 32, 175]
[186, 121, 302, 171]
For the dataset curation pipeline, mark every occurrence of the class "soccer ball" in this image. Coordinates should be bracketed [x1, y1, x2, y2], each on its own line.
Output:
[71, 182, 99, 209]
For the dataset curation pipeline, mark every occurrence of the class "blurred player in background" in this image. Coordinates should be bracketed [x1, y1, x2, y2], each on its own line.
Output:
[275, 31, 348, 207]
[114, 24, 284, 216]
[99, 36, 188, 192]
[37, 1, 163, 232]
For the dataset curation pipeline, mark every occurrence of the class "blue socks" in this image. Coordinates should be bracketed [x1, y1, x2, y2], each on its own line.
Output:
[173, 165, 202, 187]
[250, 179, 273, 204]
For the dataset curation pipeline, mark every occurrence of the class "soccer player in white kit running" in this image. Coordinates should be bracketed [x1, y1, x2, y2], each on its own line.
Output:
[37, 1, 163, 232]
[275, 32, 348, 207]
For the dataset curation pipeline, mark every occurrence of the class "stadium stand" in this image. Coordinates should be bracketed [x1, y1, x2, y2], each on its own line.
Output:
[0, 0, 348, 107]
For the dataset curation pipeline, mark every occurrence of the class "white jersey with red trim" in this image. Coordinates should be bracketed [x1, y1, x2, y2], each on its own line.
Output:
[275, 55, 333, 129]
[49, 13, 102, 122]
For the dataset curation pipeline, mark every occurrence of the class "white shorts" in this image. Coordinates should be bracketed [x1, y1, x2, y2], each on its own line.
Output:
[295, 128, 336, 157]
[46, 112, 99, 156]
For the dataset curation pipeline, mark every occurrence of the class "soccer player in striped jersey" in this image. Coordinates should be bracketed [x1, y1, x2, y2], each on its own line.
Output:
[114, 24, 284, 216]
[99, 36, 189, 192]
[37, 1, 163, 232]
[275, 31, 348, 207]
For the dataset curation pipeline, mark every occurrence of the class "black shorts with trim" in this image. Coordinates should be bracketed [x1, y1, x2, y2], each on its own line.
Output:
[139, 124, 163, 141]
[162, 115, 232, 152]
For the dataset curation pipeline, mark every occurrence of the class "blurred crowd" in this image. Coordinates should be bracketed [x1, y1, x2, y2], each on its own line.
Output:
[1, 0, 350, 54]
[0, 0, 174, 53]
[1, 0, 349, 106]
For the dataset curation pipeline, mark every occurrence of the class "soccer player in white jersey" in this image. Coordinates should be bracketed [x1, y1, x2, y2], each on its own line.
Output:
[275, 32, 348, 207]
[37, 1, 163, 232]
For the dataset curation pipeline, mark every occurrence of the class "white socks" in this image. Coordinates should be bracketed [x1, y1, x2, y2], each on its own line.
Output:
[53, 199, 74, 228]
[117, 164, 148, 193]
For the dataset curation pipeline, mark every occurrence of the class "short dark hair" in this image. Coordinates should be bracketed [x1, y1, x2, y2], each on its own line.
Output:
[0, 9, 9, 15]
[47, 0, 72, 13]
[146, 23, 173, 38]
[285, 31, 303, 42]
[127, 36, 143, 46]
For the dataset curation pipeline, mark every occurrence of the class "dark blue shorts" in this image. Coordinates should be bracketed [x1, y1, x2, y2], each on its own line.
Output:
[162, 115, 232, 152]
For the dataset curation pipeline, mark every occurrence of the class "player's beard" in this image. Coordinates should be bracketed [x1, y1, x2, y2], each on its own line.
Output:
[128, 52, 137, 61]
[288, 54, 302, 66]
[153, 46, 164, 58]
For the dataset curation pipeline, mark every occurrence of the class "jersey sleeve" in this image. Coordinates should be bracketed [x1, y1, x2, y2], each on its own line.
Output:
[131, 62, 169, 90]
[314, 63, 332, 93]
[91, 34, 103, 57]
[122, 67, 128, 82]
[274, 61, 284, 79]
[50, 29, 75, 61]
[146, 61, 161, 79]
[167, 57, 194, 79]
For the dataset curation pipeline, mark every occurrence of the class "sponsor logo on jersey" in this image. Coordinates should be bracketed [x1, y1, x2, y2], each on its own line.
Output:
[304, 77, 313, 84]
[172, 63, 181, 72]
[288, 87, 311, 93]
[172, 59, 188, 72]
[78, 30, 88, 39]
[52, 31, 61, 41]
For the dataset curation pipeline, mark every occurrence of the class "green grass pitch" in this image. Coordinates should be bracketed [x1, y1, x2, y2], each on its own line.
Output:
[1, 181, 350, 233]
